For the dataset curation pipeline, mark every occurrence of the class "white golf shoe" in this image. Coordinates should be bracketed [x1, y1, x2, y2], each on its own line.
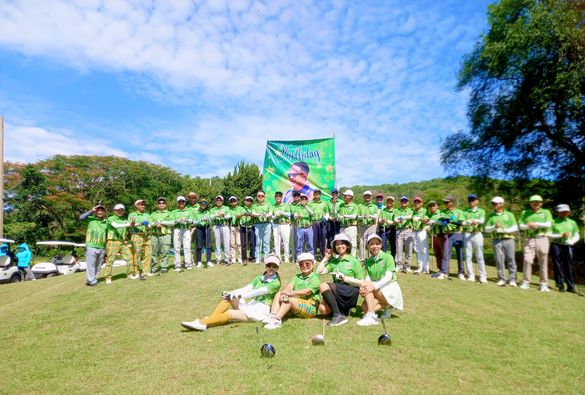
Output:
[497, 279, 506, 286]
[196, 262, 203, 268]
[181, 319, 207, 331]
[479, 276, 488, 283]
[509, 280, 518, 287]
[357, 313, 380, 326]
[520, 281, 530, 290]
[539, 284, 550, 292]
[458, 273, 466, 281]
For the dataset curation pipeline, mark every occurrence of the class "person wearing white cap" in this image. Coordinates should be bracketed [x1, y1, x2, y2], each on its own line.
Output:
[252, 191, 273, 264]
[209, 195, 231, 265]
[180, 255, 282, 331]
[484, 197, 518, 286]
[549, 204, 580, 293]
[128, 199, 153, 280]
[172, 196, 194, 271]
[356, 234, 403, 326]
[150, 197, 175, 274]
[103, 204, 135, 283]
[264, 253, 322, 329]
[316, 233, 365, 326]
[463, 194, 487, 283]
[378, 196, 396, 256]
[518, 195, 553, 291]
[272, 191, 291, 263]
[411, 196, 430, 274]
[394, 196, 414, 272]
[337, 190, 359, 257]
[358, 191, 380, 261]
[227, 196, 243, 264]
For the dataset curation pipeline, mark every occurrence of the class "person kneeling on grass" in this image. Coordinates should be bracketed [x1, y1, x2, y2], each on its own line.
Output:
[316, 233, 365, 327]
[264, 252, 322, 329]
[180, 255, 281, 332]
[355, 234, 403, 326]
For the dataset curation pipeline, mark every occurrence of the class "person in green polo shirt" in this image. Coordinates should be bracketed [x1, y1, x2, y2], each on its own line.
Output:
[337, 190, 359, 257]
[79, 204, 108, 287]
[310, 189, 329, 261]
[518, 195, 553, 292]
[264, 252, 322, 329]
[128, 199, 153, 280]
[272, 191, 291, 263]
[239, 196, 256, 264]
[316, 233, 365, 327]
[411, 195, 430, 274]
[549, 204, 580, 293]
[150, 197, 175, 274]
[394, 196, 414, 272]
[104, 204, 135, 283]
[210, 195, 231, 265]
[431, 196, 466, 280]
[378, 196, 396, 256]
[293, 194, 314, 256]
[358, 190, 380, 261]
[180, 256, 282, 331]
[484, 196, 518, 287]
[192, 199, 212, 267]
[227, 196, 243, 264]
[172, 196, 194, 271]
[463, 194, 487, 282]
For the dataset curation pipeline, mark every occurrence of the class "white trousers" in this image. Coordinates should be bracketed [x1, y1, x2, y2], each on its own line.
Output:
[273, 223, 291, 262]
[413, 229, 430, 272]
[173, 228, 192, 268]
[213, 225, 231, 262]
[341, 226, 358, 257]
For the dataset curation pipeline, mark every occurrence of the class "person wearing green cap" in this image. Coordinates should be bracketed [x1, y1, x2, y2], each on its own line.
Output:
[272, 191, 291, 263]
[518, 195, 553, 291]
[150, 197, 175, 274]
[193, 199, 213, 267]
[484, 197, 518, 286]
[79, 204, 108, 286]
[549, 204, 580, 293]
[104, 204, 135, 283]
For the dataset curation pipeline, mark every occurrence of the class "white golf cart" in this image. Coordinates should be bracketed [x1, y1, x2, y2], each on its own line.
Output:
[32, 241, 87, 279]
[0, 238, 22, 284]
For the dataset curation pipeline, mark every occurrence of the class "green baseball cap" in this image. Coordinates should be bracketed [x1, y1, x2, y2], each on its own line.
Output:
[529, 195, 543, 202]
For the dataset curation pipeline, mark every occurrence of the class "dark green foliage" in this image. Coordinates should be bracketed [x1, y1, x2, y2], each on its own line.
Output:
[221, 161, 263, 200]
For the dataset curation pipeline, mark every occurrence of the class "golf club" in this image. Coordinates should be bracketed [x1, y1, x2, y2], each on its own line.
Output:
[378, 318, 392, 346]
[311, 319, 326, 345]
[256, 326, 276, 358]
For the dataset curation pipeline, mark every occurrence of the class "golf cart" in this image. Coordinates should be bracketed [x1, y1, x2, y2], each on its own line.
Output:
[0, 238, 21, 284]
[32, 241, 87, 279]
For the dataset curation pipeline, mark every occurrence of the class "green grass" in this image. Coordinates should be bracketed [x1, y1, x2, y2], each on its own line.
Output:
[1, 259, 584, 394]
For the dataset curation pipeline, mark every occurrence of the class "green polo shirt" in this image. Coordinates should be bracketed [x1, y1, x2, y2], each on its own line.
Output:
[309, 200, 328, 223]
[485, 210, 518, 239]
[228, 205, 244, 226]
[239, 205, 255, 226]
[172, 208, 193, 229]
[252, 202, 272, 224]
[337, 202, 359, 227]
[411, 207, 428, 231]
[359, 202, 379, 226]
[272, 203, 291, 225]
[250, 274, 281, 306]
[519, 208, 553, 237]
[293, 204, 313, 228]
[394, 207, 413, 230]
[209, 205, 231, 225]
[84, 216, 108, 249]
[379, 207, 394, 228]
[106, 215, 131, 241]
[128, 211, 153, 235]
[463, 207, 486, 233]
[325, 254, 365, 283]
[364, 250, 397, 282]
[551, 217, 579, 245]
[192, 208, 210, 226]
[327, 199, 340, 219]
[289, 272, 321, 302]
[427, 211, 444, 235]
[150, 210, 174, 236]
[439, 208, 465, 234]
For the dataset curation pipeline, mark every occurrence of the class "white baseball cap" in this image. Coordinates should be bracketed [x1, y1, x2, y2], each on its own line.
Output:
[331, 233, 352, 248]
[215, 195, 224, 201]
[491, 196, 505, 204]
[264, 255, 281, 267]
[363, 190, 372, 196]
[134, 199, 145, 206]
[296, 252, 315, 264]
[177, 196, 186, 202]
[114, 204, 125, 210]
[343, 189, 354, 197]
[228, 196, 237, 202]
[367, 234, 382, 244]
[556, 204, 570, 212]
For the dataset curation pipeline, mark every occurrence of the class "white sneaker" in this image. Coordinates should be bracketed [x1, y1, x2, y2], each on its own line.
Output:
[479, 276, 488, 283]
[520, 281, 530, 290]
[458, 273, 466, 281]
[264, 319, 282, 330]
[357, 313, 380, 326]
[497, 279, 506, 286]
[432, 272, 446, 280]
[174, 268, 181, 272]
[128, 274, 138, 280]
[404, 267, 412, 273]
[105, 278, 112, 285]
[186, 266, 193, 271]
[467, 276, 476, 282]
[146, 272, 156, 277]
[539, 284, 550, 292]
[509, 280, 517, 287]
[207, 262, 215, 268]
[181, 319, 207, 331]
[413, 268, 422, 274]
[379, 307, 393, 319]
[196, 262, 203, 268]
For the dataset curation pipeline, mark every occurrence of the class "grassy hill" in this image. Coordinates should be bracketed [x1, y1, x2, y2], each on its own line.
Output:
[1, 260, 584, 394]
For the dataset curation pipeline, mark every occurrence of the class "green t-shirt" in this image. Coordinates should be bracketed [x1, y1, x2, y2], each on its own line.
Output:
[209, 205, 231, 226]
[551, 217, 579, 245]
[519, 208, 553, 237]
[172, 208, 193, 229]
[485, 210, 518, 239]
[289, 272, 322, 302]
[327, 199, 340, 219]
[250, 274, 281, 306]
[239, 205, 255, 226]
[150, 210, 174, 236]
[228, 205, 244, 226]
[337, 202, 359, 227]
[359, 202, 379, 225]
[379, 207, 394, 227]
[364, 250, 397, 282]
[309, 200, 328, 223]
[293, 204, 313, 228]
[411, 207, 428, 231]
[394, 207, 413, 230]
[191, 208, 210, 226]
[427, 210, 444, 235]
[106, 215, 130, 241]
[252, 202, 272, 224]
[439, 208, 465, 233]
[128, 211, 153, 234]
[325, 254, 365, 283]
[85, 216, 108, 249]
[463, 207, 486, 233]
[272, 203, 291, 224]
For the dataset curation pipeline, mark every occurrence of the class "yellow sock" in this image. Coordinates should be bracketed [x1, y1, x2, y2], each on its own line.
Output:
[210, 300, 231, 316]
[200, 312, 230, 327]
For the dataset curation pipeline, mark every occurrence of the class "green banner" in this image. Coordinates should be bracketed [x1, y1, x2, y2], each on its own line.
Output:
[263, 138, 336, 203]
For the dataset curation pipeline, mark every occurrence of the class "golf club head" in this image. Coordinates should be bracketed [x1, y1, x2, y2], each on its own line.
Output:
[260, 343, 276, 358]
[378, 333, 392, 346]
[311, 334, 325, 345]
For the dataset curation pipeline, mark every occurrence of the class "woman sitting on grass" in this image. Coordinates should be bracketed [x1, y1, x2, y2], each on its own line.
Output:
[263, 252, 322, 329]
[180, 255, 281, 332]
[355, 234, 403, 326]
[316, 233, 365, 327]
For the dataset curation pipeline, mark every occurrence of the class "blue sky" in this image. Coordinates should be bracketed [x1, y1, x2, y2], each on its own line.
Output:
[0, 0, 493, 186]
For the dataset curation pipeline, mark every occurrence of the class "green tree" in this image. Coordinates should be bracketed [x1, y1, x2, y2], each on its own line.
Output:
[221, 161, 263, 200]
[441, 0, 585, 212]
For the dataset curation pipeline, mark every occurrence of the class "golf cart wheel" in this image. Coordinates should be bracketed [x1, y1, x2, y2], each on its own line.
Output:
[46, 273, 57, 278]
[10, 274, 22, 283]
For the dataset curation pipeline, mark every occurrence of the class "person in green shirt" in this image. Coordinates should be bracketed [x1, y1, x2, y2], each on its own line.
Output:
[186, 192, 200, 212]
[227, 196, 243, 264]
[264, 252, 322, 329]
[549, 204, 580, 293]
[431, 196, 466, 280]
[337, 190, 359, 257]
[104, 204, 135, 284]
[394, 196, 414, 272]
[252, 191, 273, 263]
[272, 191, 291, 263]
[358, 190, 380, 261]
[193, 199, 213, 267]
[378, 195, 396, 256]
[356, 234, 403, 326]
[484, 196, 518, 286]
[290, 191, 302, 261]
[310, 189, 329, 260]
[426, 201, 445, 273]
[316, 233, 365, 326]
[327, 188, 341, 246]
[172, 196, 194, 271]
[79, 204, 108, 287]
[463, 194, 487, 283]
[239, 196, 256, 264]
[128, 199, 153, 280]
[180, 256, 282, 331]
[210, 195, 232, 265]
[293, 194, 314, 256]
[411, 195, 430, 274]
[150, 197, 175, 274]
[518, 195, 553, 291]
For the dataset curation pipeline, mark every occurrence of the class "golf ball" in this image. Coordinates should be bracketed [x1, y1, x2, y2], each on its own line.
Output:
[310, 334, 325, 345]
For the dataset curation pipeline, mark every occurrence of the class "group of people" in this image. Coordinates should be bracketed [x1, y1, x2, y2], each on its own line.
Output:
[180, 232, 404, 330]
[80, 189, 580, 295]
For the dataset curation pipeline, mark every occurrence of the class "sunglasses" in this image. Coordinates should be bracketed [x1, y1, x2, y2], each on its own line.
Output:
[257, 195, 265, 198]
[265, 264, 278, 269]
[158, 202, 166, 204]
[287, 172, 304, 178]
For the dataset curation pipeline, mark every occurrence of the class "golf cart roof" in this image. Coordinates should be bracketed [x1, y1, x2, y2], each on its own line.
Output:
[0, 238, 15, 243]
[36, 241, 80, 247]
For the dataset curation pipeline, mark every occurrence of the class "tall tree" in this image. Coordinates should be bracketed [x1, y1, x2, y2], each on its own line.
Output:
[221, 161, 263, 200]
[441, 0, 585, 212]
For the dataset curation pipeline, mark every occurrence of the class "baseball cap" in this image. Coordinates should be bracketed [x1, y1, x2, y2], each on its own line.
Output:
[94, 204, 105, 210]
[199, 199, 208, 206]
[296, 252, 315, 263]
[331, 233, 352, 248]
[215, 195, 224, 201]
[343, 189, 354, 197]
[468, 194, 478, 200]
[264, 255, 281, 267]
[292, 191, 301, 197]
[428, 200, 437, 206]
[177, 196, 186, 202]
[443, 195, 455, 203]
[363, 190, 372, 196]
[274, 191, 283, 196]
[157, 197, 167, 203]
[491, 196, 505, 204]
[228, 196, 237, 202]
[314, 189, 322, 193]
[134, 199, 145, 206]
[529, 195, 543, 202]
[245, 196, 254, 201]
[331, 188, 339, 194]
[386, 195, 395, 201]
[376, 193, 384, 198]
[556, 204, 570, 212]
[400, 196, 409, 201]
[413, 195, 422, 202]
[114, 204, 125, 210]
[366, 234, 382, 244]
